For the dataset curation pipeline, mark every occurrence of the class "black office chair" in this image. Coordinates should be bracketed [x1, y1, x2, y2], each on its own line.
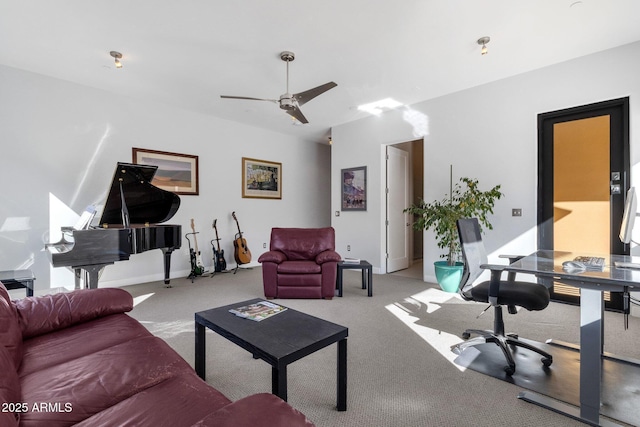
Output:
[453, 218, 553, 375]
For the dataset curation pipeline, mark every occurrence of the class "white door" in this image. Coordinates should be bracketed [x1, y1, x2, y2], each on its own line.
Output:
[386, 145, 410, 272]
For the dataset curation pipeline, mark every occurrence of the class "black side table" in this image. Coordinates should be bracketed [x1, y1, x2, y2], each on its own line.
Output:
[336, 260, 373, 297]
[0, 269, 35, 297]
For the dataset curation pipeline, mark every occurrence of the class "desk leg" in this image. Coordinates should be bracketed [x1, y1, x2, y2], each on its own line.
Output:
[272, 365, 288, 401]
[518, 289, 613, 427]
[195, 322, 206, 380]
[580, 288, 603, 423]
[361, 268, 366, 289]
[337, 338, 347, 411]
[367, 267, 372, 297]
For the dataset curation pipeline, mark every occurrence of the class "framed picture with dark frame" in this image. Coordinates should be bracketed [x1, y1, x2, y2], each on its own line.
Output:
[132, 147, 199, 195]
[341, 166, 366, 211]
[242, 157, 282, 199]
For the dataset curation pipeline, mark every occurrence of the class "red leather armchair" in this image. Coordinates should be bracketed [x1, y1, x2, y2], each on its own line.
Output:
[258, 227, 341, 299]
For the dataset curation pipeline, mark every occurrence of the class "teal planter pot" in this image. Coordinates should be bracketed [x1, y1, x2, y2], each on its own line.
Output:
[434, 261, 463, 293]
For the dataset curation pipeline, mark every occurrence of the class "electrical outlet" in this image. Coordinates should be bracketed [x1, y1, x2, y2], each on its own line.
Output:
[347, 245, 351, 251]
[335, 211, 340, 216]
[263, 242, 266, 248]
[512, 208, 522, 217]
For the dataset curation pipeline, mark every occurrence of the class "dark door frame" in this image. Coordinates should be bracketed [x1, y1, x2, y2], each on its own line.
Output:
[537, 97, 630, 310]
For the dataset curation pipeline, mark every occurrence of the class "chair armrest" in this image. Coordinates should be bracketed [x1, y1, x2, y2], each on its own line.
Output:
[193, 393, 315, 427]
[316, 250, 341, 264]
[258, 250, 287, 264]
[14, 288, 133, 339]
[498, 254, 525, 263]
[480, 263, 508, 272]
[480, 263, 509, 306]
[498, 254, 525, 282]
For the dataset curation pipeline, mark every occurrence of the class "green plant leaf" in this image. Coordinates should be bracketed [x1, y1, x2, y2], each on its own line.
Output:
[403, 177, 503, 265]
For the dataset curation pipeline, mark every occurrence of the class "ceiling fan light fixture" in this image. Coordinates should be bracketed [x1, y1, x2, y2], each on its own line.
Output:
[110, 51, 123, 68]
[477, 37, 490, 55]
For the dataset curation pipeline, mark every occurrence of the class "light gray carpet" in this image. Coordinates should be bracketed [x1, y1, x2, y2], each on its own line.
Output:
[124, 267, 639, 427]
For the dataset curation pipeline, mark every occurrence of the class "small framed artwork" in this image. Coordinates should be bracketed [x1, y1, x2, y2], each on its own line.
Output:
[132, 148, 199, 195]
[242, 157, 282, 199]
[341, 166, 366, 211]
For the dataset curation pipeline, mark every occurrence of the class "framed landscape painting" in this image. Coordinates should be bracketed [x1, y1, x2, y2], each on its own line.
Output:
[242, 157, 282, 199]
[341, 166, 366, 211]
[132, 148, 199, 195]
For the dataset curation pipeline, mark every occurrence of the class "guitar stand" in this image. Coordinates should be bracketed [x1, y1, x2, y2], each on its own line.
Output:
[209, 238, 230, 277]
[185, 232, 206, 283]
[232, 263, 253, 274]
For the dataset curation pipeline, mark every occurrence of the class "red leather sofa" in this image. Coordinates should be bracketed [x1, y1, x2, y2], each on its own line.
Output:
[0, 281, 314, 427]
[258, 227, 341, 299]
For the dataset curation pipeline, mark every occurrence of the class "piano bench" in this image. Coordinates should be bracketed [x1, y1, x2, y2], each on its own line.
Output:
[0, 269, 35, 297]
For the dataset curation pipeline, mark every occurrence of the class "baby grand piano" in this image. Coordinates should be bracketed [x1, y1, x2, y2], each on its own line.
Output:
[48, 162, 182, 289]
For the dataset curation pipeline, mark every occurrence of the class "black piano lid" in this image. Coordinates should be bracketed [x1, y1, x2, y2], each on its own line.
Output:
[98, 162, 181, 226]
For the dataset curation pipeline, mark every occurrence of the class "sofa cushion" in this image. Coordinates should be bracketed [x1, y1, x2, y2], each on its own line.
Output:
[277, 260, 321, 274]
[0, 345, 20, 427]
[270, 227, 335, 261]
[0, 282, 23, 369]
[15, 287, 133, 339]
[73, 373, 232, 427]
[192, 393, 316, 427]
[19, 313, 151, 377]
[19, 335, 193, 426]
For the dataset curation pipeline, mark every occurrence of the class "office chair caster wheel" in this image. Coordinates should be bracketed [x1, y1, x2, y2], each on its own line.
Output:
[462, 332, 471, 340]
[504, 365, 515, 376]
[542, 357, 553, 367]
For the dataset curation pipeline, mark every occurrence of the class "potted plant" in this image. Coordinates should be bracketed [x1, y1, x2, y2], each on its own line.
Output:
[404, 167, 503, 292]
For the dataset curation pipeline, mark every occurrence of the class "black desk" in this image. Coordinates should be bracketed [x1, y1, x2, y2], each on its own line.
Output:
[506, 250, 640, 427]
[336, 260, 373, 297]
[0, 269, 35, 297]
[195, 298, 348, 410]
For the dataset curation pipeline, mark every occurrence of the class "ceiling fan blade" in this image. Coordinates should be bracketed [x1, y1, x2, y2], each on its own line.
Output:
[220, 95, 278, 103]
[293, 82, 337, 106]
[286, 106, 309, 124]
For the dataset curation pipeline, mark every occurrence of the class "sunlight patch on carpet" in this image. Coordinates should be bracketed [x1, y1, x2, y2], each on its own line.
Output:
[386, 288, 466, 371]
[133, 293, 155, 307]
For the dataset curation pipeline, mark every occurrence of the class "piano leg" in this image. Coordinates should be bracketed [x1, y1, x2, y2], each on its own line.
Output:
[74, 268, 83, 290]
[84, 265, 106, 289]
[161, 248, 175, 287]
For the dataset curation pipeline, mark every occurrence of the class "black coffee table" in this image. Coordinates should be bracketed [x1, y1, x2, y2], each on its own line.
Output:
[195, 298, 348, 410]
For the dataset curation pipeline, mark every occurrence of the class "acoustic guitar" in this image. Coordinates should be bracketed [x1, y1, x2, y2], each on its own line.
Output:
[211, 219, 227, 272]
[232, 211, 252, 265]
[190, 219, 205, 276]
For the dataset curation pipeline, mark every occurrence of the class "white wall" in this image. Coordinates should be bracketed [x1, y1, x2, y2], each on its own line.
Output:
[332, 41, 640, 282]
[0, 65, 331, 290]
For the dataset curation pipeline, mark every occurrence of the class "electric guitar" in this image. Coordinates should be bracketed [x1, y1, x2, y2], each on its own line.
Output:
[211, 219, 226, 272]
[190, 219, 205, 275]
[232, 211, 252, 265]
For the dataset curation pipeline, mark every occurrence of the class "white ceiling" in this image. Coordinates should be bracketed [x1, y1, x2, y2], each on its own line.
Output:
[2, 0, 640, 143]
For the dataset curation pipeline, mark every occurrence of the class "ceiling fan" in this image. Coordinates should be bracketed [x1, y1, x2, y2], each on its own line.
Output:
[220, 51, 337, 124]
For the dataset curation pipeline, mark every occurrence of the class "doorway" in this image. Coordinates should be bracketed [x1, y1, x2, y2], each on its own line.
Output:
[385, 139, 424, 274]
[538, 97, 630, 310]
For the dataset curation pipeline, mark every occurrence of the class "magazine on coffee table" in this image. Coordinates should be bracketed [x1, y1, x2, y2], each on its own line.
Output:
[229, 300, 287, 322]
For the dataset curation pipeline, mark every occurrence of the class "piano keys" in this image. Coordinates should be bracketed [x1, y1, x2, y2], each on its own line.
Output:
[47, 162, 182, 289]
